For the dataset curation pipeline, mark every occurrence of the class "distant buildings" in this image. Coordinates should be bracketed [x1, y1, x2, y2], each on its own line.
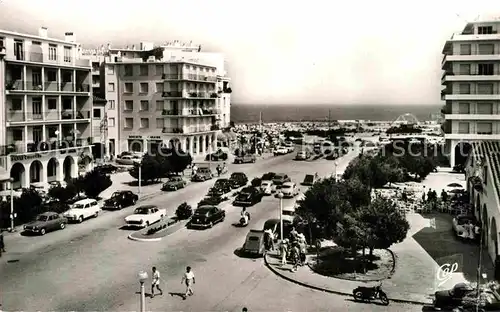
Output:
[0, 27, 93, 188]
[441, 20, 500, 167]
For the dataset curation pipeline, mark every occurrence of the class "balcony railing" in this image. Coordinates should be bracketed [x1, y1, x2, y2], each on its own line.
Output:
[7, 51, 90, 67]
[5, 80, 90, 93]
[6, 110, 91, 122]
[4, 138, 92, 155]
[161, 108, 220, 116]
[162, 91, 217, 98]
[162, 127, 184, 133]
[162, 73, 217, 82]
[162, 91, 182, 98]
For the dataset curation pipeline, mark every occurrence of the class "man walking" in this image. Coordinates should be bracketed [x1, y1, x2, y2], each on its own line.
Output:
[0, 231, 5, 257]
[151, 267, 163, 298]
[181, 266, 195, 300]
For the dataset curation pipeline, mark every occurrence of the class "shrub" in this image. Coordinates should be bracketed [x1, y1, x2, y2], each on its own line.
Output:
[176, 202, 193, 220]
[78, 170, 112, 199]
[48, 186, 76, 203]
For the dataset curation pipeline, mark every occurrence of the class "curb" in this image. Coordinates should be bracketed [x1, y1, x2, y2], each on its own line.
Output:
[263, 253, 430, 306]
[127, 220, 188, 242]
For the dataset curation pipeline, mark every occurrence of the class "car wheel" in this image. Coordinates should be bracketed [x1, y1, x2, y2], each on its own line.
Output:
[94, 211, 99, 218]
[40, 228, 46, 235]
[78, 216, 84, 223]
[118, 204, 123, 210]
[133, 199, 137, 204]
[145, 221, 150, 227]
[60, 223, 66, 229]
[209, 221, 214, 228]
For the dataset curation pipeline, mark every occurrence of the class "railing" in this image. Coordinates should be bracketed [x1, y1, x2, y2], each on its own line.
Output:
[162, 127, 184, 133]
[162, 91, 182, 97]
[6, 110, 91, 122]
[162, 73, 217, 82]
[5, 80, 90, 93]
[5, 138, 92, 155]
[7, 51, 90, 67]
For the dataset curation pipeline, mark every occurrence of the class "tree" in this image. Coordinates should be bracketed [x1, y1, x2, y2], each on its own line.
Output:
[162, 147, 192, 174]
[79, 170, 112, 199]
[129, 155, 164, 182]
[14, 189, 43, 224]
[48, 185, 77, 203]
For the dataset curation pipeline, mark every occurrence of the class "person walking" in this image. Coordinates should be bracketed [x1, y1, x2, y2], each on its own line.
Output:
[0, 231, 5, 257]
[151, 267, 163, 298]
[181, 266, 195, 299]
[280, 239, 288, 266]
[290, 243, 300, 272]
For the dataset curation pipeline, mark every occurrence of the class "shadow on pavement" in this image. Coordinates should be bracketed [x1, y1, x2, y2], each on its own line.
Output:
[20, 231, 38, 237]
[123, 180, 162, 187]
[233, 248, 262, 259]
[135, 291, 153, 298]
[168, 292, 186, 299]
[118, 225, 136, 231]
[344, 298, 388, 307]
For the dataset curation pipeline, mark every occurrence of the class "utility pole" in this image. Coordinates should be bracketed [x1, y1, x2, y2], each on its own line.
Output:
[328, 109, 331, 131]
[100, 112, 108, 161]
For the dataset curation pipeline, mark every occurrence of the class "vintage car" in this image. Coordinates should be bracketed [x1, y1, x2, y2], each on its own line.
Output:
[273, 146, 288, 156]
[295, 151, 309, 160]
[23, 212, 67, 235]
[280, 182, 299, 198]
[452, 215, 478, 239]
[198, 196, 226, 207]
[242, 230, 266, 256]
[95, 164, 118, 174]
[116, 155, 142, 165]
[229, 172, 248, 188]
[281, 203, 296, 224]
[188, 205, 226, 229]
[284, 142, 295, 153]
[233, 187, 263, 207]
[272, 173, 291, 190]
[260, 180, 275, 195]
[205, 149, 228, 161]
[103, 191, 138, 210]
[234, 154, 257, 164]
[263, 218, 293, 241]
[213, 179, 233, 193]
[162, 176, 187, 191]
[63, 198, 101, 223]
[124, 205, 166, 228]
[432, 282, 500, 310]
[192, 167, 214, 182]
[261, 172, 276, 181]
[302, 174, 317, 186]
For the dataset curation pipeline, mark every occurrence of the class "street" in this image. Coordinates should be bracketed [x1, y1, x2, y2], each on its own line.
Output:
[0, 150, 421, 312]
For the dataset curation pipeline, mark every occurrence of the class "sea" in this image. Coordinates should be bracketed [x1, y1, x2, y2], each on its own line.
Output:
[230, 104, 441, 123]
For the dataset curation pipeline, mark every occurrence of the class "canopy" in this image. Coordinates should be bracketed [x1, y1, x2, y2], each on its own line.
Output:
[447, 183, 463, 188]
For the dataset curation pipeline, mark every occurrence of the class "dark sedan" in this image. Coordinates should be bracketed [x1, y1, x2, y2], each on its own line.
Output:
[272, 173, 291, 189]
[103, 191, 138, 210]
[214, 179, 232, 193]
[229, 172, 248, 188]
[433, 282, 476, 310]
[198, 196, 225, 207]
[233, 187, 263, 207]
[162, 176, 187, 191]
[23, 212, 67, 235]
[188, 205, 225, 229]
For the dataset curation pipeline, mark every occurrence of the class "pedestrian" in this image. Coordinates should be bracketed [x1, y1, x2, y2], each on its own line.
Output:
[291, 243, 300, 272]
[280, 239, 288, 266]
[192, 164, 198, 176]
[264, 228, 273, 250]
[216, 164, 221, 177]
[0, 231, 5, 256]
[441, 189, 448, 202]
[181, 266, 195, 299]
[289, 227, 298, 243]
[151, 267, 163, 298]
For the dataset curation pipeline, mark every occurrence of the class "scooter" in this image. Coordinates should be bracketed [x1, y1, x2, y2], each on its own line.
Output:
[352, 283, 389, 306]
[239, 213, 251, 227]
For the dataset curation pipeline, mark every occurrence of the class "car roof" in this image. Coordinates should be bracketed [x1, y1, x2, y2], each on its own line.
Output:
[264, 219, 280, 226]
[274, 173, 286, 177]
[283, 182, 294, 186]
[40, 211, 57, 216]
[74, 198, 97, 204]
[196, 205, 217, 212]
[137, 205, 157, 209]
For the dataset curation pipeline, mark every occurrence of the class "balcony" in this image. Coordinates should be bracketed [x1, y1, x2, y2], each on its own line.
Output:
[162, 127, 184, 133]
[6, 110, 91, 124]
[162, 91, 182, 98]
[7, 138, 93, 155]
[442, 73, 500, 82]
[442, 54, 500, 67]
[162, 73, 217, 83]
[443, 94, 500, 101]
[445, 133, 500, 141]
[444, 114, 500, 121]
[5, 50, 91, 68]
[5, 80, 90, 94]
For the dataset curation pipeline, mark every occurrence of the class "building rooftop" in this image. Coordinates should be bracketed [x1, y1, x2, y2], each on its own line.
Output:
[0, 28, 79, 46]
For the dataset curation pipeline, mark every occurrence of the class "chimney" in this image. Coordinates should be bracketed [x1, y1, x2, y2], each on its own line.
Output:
[38, 27, 48, 38]
[132, 44, 135, 50]
[64, 32, 76, 43]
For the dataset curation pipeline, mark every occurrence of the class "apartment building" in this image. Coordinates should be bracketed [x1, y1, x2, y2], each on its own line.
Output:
[0, 27, 93, 189]
[104, 41, 232, 156]
[441, 21, 500, 167]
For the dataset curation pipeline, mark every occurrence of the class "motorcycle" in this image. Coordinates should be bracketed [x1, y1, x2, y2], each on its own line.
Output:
[352, 283, 389, 306]
[239, 213, 251, 227]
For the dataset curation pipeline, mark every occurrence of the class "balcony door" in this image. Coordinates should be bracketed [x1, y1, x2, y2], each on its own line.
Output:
[32, 126, 43, 143]
[32, 97, 42, 120]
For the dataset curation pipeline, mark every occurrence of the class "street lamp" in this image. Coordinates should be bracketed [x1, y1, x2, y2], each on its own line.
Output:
[277, 191, 284, 242]
[333, 161, 338, 181]
[138, 271, 148, 312]
[133, 159, 142, 198]
[9, 177, 14, 232]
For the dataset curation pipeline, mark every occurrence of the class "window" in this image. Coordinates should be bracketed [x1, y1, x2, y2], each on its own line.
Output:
[140, 118, 149, 128]
[108, 100, 115, 109]
[47, 70, 57, 82]
[140, 65, 148, 76]
[478, 26, 493, 34]
[11, 98, 22, 110]
[108, 117, 115, 127]
[156, 65, 163, 76]
[458, 122, 469, 134]
[155, 82, 163, 93]
[62, 72, 72, 83]
[63, 46, 72, 62]
[156, 118, 164, 128]
[125, 118, 134, 129]
[93, 108, 101, 119]
[459, 64, 470, 75]
[139, 83, 148, 94]
[478, 64, 494, 75]
[477, 83, 493, 94]
[107, 65, 114, 74]
[477, 122, 493, 134]
[140, 100, 149, 111]
[458, 103, 469, 114]
[47, 98, 57, 110]
[478, 44, 494, 55]
[124, 65, 133, 76]
[125, 100, 133, 111]
[62, 98, 72, 110]
[124, 83, 133, 93]
[477, 103, 493, 114]
[459, 83, 470, 94]
[108, 82, 115, 92]
[460, 44, 471, 55]
[48, 44, 57, 61]
[12, 129, 23, 141]
[156, 100, 164, 111]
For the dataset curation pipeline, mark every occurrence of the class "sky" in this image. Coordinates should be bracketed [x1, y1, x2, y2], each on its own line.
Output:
[1, 0, 500, 106]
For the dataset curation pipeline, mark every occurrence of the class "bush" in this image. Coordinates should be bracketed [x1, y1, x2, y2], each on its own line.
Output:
[176, 202, 193, 220]
[48, 186, 77, 203]
[14, 189, 44, 224]
[78, 170, 112, 199]
[251, 178, 262, 187]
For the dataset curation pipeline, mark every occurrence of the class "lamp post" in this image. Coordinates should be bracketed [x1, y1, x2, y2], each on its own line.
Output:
[9, 178, 14, 232]
[333, 161, 338, 181]
[134, 160, 142, 199]
[277, 191, 284, 241]
[138, 271, 148, 312]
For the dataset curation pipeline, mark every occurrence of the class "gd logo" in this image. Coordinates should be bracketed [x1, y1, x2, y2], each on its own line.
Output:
[437, 263, 459, 287]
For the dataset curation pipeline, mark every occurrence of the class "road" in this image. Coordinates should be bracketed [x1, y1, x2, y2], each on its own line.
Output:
[0, 149, 420, 312]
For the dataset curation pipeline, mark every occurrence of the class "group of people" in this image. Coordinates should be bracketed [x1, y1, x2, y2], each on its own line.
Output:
[279, 227, 307, 272]
[149, 266, 195, 300]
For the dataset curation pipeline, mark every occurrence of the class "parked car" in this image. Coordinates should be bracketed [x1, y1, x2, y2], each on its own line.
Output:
[281, 202, 296, 223]
[263, 218, 292, 240]
[95, 164, 118, 174]
[233, 187, 263, 207]
[432, 282, 478, 310]
[103, 191, 138, 210]
[273, 146, 288, 156]
[302, 174, 318, 186]
[23, 212, 67, 235]
[205, 149, 228, 161]
[242, 230, 266, 256]
[188, 205, 226, 229]
[260, 180, 275, 195]
[452, 215, 478, 239]
[124, 205, 166, 228]
[229, 172, 248, 188]
[214, 179, 232, 193]
[234, 154, 257, 164]
[116, 155, 141, 165]
[295, 151, 309, 160]
[197, 196, 226, 207]
[63, 198, 101, 223]
[280, 182, 299, 198]
[272, 173, 291, 189]
[261, 172, 276, 181]
[162, 176, 187, 191]
[192, 167, 214, 182]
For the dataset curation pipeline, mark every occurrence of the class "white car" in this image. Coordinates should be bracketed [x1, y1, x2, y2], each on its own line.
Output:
[260, 180, 275, 195]
[63, 198, 101, 223]
[125, 205, 166, 228]
[281, 182, 299, 198]
[273, 147, 288, 156]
